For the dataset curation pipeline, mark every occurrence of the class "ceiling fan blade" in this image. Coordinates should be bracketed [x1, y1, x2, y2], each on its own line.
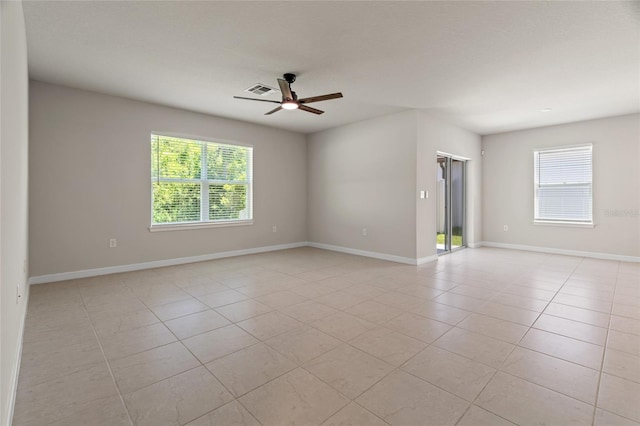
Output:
[299, 104, 324, 115]
[234, 96, 281, 104]
[277, 78, 293, 100]
[265, 106, 283, 115]
[298, 92, 343, 104]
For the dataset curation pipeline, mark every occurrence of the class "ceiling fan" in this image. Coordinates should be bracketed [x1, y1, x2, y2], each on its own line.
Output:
[234, 73, 343, 115]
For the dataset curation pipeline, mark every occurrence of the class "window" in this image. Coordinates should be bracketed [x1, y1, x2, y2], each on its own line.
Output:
[534, 144, 592, 224]
[151, 134, 253, 228]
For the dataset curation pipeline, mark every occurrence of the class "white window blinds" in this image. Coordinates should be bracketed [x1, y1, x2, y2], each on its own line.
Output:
[151, 134, 253, 225]
[534, 145, 592, 223]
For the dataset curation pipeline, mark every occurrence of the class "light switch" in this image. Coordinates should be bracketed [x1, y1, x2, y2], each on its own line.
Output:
[419, 190, 426, 199]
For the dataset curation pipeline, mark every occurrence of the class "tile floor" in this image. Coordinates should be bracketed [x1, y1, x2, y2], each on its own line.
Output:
[12, 247, 640, 426]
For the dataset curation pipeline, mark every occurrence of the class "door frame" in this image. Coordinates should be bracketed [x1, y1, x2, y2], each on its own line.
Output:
[436, 151, 468, 255]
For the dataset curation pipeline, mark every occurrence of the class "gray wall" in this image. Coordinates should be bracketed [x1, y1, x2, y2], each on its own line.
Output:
[1, 1, 30, 424]
[417, 111, 482, 259]
[482, 114, 640, 258]
[28, 81, 638, 282]
[29, 82, 308, 277]
[307, 110, 419, 260]
[307, 109, 482, 262]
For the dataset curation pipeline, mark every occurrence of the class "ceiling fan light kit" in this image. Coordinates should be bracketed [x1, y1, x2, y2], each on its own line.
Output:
[282, 100, 299, 110]
[234, 73, 343, 116]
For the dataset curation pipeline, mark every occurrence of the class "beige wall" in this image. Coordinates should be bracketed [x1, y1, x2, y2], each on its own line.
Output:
[29, 82, 307, 277]
[307, 110, 419, 260]
[1, 1, 30, 424]
[417, 112, 482, 259]
[482, 114, 640, 258]
[307, 109, 482, 262]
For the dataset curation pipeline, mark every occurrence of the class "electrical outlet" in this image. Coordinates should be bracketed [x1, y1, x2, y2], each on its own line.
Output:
[503, 225, 509, 231]
[109, 238, 117, 248]
[362, 228, 368, 236]
[272, 226, 277, 233]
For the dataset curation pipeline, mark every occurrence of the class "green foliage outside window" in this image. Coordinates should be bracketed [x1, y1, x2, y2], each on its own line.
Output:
[151, 135, 251, 224]
[152, 183, 201, 223]
[209, 184, 248, 220]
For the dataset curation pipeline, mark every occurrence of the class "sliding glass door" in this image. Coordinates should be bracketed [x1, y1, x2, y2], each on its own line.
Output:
[436, 154, 466, 254]
[436, 156, 449, 254]
[451, 158, 464, 250]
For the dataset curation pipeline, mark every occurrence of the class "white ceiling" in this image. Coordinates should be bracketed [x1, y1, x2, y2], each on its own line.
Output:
[22, 1, 640, 135]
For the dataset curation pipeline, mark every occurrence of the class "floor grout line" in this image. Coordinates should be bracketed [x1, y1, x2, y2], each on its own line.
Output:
[17, 247, 636, 426]
[119, 272, 271, 425]
[590, 260, 620, 426]
[77, 281, 136, 426]
[453, 253, 587, 425]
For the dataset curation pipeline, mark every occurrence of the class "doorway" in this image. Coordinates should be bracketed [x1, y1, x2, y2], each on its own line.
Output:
[436, 154, 466, 254]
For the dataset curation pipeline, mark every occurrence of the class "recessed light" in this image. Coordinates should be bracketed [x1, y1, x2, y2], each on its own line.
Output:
[541, 108, 552, 112]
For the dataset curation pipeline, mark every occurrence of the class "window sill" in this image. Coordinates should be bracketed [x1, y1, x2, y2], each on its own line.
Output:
[149, 220, 254, 232]
[532, 221, 594, 228]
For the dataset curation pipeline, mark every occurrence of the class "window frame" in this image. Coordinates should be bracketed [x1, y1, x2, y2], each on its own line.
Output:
[533, 143, 593, 227]
[149, 132, 254, 232]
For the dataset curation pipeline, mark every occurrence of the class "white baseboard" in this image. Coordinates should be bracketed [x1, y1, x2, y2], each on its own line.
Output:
[481, 241, 640, 263]
[417, 255, 438, 265]
[307, 242, 421, 265]
[5, 286, 29, 426]
[29, 242, 308, 285]
[32, 238, 636, 287]
[21, 237, 636, 425]
[29, 241, 445, 285]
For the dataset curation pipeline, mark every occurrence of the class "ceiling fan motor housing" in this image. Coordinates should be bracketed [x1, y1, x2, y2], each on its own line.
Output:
[283, 73, 296, 84]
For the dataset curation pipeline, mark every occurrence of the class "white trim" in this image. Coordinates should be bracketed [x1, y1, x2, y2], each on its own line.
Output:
[28, 242, 440, 286]
[436, 151, 471, 161]
[150, 133, 254, 227]
[30, 239, 637, 287]
[480, 241, 640, 263]
[532, 220, 594, 228]
[149, 220, 254, 232]
[307, 242, 419, 265]
[416, 255, 438, 265]
[152, 131, 254, 149]
[533, 142, 594, 153]
[6, 287, 29, 426]
[533, 144, 593, 225]
[29, 242, 308, 285]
